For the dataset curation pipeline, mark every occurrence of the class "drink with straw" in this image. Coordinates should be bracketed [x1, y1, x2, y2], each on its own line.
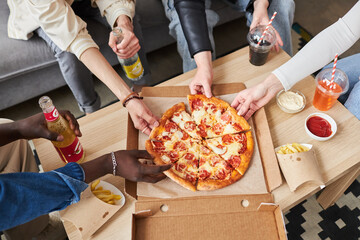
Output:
[313, 68, 349, 111]
[247, 12, 277, 66]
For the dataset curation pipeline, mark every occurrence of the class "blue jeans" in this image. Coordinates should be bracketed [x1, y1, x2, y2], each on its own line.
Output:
[162, 0, 295, 72]
[36, 0, 151, 113]
[323, 53, 360, 120]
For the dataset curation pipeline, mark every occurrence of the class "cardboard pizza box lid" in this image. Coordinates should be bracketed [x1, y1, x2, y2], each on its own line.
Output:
[131, 194, 286, 240]
[126, 83, 282, 198]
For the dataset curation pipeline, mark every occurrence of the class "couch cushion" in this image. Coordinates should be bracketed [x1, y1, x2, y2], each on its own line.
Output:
[0, 0, 115, 83]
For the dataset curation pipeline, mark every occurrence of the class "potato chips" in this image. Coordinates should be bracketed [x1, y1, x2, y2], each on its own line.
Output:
[277, 143, 309, 154]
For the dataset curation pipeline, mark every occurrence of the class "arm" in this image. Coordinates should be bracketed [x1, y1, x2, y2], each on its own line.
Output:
[174, 0, 214, 97]
[249, 0, 283, 51]
[189, 51, 213, 98]
[0, 150, 171, 231]
[231, 2, 360, 119]
[273, 1, 360, 90]
[0, 111, 81, 146]
[26, 0, 158, 134]
[79, 48, 158, 134]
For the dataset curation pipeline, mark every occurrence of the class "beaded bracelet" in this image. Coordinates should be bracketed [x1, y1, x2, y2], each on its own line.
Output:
[122, 95, 144, 107]
[111, 152, 117, 176]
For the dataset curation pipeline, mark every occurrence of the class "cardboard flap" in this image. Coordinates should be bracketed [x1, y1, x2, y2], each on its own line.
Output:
[132, 194, 287, 240]
[253, 108, 282, 191]
[134, 194, 274, 217]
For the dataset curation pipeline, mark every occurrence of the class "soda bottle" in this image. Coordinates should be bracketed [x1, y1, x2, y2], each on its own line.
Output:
[38, 96, 85, 163]
[112, 27, 144, 81]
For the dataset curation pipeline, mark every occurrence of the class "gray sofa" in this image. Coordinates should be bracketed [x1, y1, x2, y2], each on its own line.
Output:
[0, 0, 242, 111]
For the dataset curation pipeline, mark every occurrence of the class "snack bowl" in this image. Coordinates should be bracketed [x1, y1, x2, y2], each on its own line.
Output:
[91, 180, 126, 207]
[276, 89, 306, 113]
[305, 113, 337, 141]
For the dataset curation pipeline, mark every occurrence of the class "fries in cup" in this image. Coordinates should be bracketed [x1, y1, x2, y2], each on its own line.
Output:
[91, 180, 122, 205]
[277, 143, 310, 154]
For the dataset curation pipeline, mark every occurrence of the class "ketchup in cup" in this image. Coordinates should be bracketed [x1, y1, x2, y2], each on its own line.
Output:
[306, 116, 332, 137]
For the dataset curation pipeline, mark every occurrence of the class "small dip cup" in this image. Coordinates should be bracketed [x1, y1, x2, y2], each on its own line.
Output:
[276, 90, 306, 113]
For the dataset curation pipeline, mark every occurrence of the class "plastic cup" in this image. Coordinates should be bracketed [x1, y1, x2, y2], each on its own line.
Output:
[247, 25, 277, 66]
[313, 68, 349, 111]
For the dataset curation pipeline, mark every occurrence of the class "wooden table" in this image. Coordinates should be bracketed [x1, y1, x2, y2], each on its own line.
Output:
[33, 47, 360, 239]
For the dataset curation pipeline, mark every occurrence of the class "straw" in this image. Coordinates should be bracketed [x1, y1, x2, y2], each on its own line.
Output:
[257, 11, 277, 46]
[328, 53, 338, 89]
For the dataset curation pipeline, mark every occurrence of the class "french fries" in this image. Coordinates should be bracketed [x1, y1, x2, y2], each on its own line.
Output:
[277, 143, 309, 154]
[91, 180, 122, 205]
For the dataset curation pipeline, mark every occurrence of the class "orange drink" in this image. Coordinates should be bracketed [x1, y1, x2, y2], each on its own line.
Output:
[312, 68, 349, 111]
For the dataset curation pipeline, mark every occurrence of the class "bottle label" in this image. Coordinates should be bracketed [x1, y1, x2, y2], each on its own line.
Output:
[44, 108, 59, 122]
[55, 137, 84, 163]
[123, 56, 144, 80]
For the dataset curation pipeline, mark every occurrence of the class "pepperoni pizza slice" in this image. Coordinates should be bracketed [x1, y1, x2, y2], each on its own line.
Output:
[146, 118, 198, 165]
[165, 142, 200, 192]
[188, 94, 250, 138]
[170, 102, 204, 139]
[204, 132, 254, 175]
[197, 145, 242, 190]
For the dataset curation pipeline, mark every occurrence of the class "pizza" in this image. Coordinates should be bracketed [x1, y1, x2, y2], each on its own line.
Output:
[146, 94, 254, 191]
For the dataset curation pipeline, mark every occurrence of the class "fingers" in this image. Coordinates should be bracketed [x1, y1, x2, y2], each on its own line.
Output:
[237, 99, 251, 117]
[133, 150, 152, 159]
[62, 111, 82, 137]
[142, 110, 159, 130]
[140, 163, 172, 175]
[189, 84, 197, 95]
[140, 173, 168, 183]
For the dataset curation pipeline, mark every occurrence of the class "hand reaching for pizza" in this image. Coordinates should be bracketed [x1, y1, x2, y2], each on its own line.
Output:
[189, 51, 213, 98]
[126, 98, 159, 135]
[113, 150, 172, 183]
[231, 73, 283, 120]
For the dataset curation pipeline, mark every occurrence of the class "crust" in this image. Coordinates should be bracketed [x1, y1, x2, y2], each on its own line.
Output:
[236, 131, 254, 175]
[164, 169, 196, 192]
[188, 94, 230, 112]
[197, 170, 242, 191]
[145, 139, 167, 165]
[226, 106, 251, 130]
[149, 102, 186, 139]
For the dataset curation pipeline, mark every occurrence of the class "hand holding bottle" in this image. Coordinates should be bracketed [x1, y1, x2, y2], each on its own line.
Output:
[14, 111, 81, 142]
[109, 15, 140, 59]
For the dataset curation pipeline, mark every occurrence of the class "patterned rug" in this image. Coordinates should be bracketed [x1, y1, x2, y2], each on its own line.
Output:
[285, 176, 360, 240]
[285, 23, 360, 240]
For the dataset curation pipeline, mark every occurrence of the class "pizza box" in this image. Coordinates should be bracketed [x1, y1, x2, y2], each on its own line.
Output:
[131, 194, 286, 240]
[126, 83, 282, 196]
[126, 83, 285, 239]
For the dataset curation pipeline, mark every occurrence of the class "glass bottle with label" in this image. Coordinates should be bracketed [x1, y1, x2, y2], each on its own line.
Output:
[112, 27, 144, 81]
[39, 96, 85, 163]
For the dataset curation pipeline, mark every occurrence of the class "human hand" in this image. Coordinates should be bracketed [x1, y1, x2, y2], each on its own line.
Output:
[126, 98, 159, 135]
[251, 0, 283, 52]
[189, 51, 213, 98]
[15, 111, 81, 141]
[108, 15, 140, 59]
[231, 74, 283, 119]
[114, 150, 172, 183]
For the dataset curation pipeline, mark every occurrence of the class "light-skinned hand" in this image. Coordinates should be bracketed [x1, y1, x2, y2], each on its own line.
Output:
[126, 98, 159, 135]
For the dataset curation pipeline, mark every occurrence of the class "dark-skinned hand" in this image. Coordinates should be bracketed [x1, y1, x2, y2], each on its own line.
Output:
[15, 111, 81, 142]
[113, 150, 172, 183]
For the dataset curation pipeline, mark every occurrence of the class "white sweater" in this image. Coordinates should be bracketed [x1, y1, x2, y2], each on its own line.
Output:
[7, 0, 135, 59]
[273, 1, 360, 90]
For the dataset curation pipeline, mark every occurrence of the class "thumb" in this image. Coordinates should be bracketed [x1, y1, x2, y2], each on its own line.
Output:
[203, 84, 212, 98]
[43, 129, 63, 142]
[143, 111, 159, 129]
